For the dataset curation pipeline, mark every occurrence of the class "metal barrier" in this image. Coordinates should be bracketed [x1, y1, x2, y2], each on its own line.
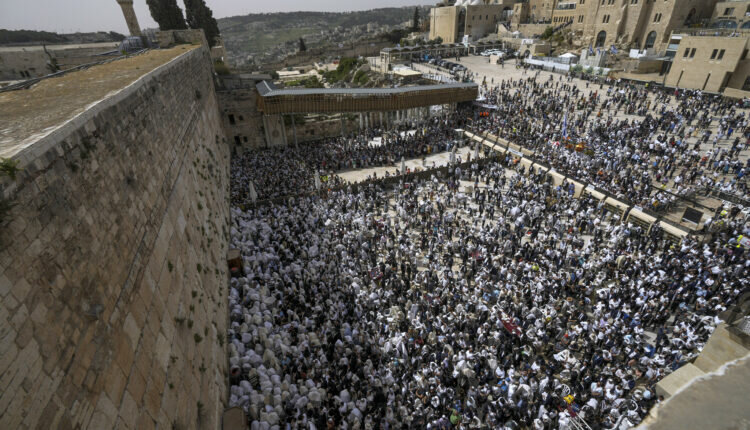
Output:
[465, 128, 698, 241]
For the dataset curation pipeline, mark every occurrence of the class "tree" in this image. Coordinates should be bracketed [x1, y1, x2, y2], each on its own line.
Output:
[146, 0, 187, 31]
[383, 28, 408, 44]
[412, 7, 420, 32]
[541, 26, 554, 40]
[184, 0, 221, 46]
[299, 38, 307, 52]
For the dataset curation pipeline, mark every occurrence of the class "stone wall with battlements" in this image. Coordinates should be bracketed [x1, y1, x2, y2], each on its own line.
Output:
[0, 45, 230, 429]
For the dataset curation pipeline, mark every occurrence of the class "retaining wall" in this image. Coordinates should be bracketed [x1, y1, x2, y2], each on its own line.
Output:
[0, 45, 230, 429]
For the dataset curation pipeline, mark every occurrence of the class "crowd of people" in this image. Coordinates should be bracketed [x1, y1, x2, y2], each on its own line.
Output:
[224, 66, 749, 429]
[230, 116, 470, 204]
[470, 72, 749, 210]
[227, 157, 747, 429]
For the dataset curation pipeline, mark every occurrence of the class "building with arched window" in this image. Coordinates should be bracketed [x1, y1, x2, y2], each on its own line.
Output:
[504, 0, 719, 53]
[711, 1, 750, 29]
[662, 1, 750, 97]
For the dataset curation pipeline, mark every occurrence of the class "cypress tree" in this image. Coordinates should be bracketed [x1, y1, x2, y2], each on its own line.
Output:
[146, 0, 187, 30]
[412, 7, 420, 32]
[184, 0, 221, 47]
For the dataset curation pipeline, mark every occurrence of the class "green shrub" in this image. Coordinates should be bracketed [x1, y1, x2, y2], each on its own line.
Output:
[0, 158, 21, 180]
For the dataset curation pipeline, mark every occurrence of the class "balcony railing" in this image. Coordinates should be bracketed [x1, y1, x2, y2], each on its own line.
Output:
[672, 27, 750, 37]
[556, 2, 576, 10]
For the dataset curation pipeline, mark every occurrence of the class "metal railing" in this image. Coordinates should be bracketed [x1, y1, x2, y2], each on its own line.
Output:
[672, 27, 750, 37]
[467, 128, 700, 235]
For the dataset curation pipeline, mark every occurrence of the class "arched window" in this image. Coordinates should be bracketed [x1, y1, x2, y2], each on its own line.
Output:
[644, 31, 657, 50]
[595, 31, 607, 48]
[742, 21, 750, 29]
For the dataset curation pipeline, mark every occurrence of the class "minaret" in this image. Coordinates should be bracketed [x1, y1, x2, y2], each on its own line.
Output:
[116, 0, 142, 37]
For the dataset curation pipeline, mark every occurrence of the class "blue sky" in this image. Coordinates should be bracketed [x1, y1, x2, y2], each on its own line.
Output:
[0, 0, 426, 34]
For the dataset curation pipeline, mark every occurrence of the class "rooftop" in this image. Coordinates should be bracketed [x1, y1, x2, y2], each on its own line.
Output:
[0, 45, 196, 160]
[256, 80, 478, 97]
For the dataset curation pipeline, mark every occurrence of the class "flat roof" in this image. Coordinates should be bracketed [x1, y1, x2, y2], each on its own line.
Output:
[256, 80, 477, 97]
[394, 69, 422, 77]
[0, 45, 197, 159]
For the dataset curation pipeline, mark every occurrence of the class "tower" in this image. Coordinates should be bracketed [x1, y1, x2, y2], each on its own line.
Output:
[116, 0, 142, 37]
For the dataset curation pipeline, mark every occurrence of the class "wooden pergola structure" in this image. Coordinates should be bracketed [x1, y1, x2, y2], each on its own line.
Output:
[256, 81, 478, 115]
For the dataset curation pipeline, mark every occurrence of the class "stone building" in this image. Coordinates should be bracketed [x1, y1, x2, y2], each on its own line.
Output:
[429, 0, 519, 43]
[657, 1, 750, 96]
[578, 0, 718, 52]
[711, 1, 750, 29]
[550, 0, 582, 29]
[216, 74, 270, 151]
[508, 0, 718, 53]
[664, 30, 750, 94]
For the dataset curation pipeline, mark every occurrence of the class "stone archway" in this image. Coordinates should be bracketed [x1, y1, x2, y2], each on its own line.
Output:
[595, 31, 607, 48]
[644, 31, 657, 50]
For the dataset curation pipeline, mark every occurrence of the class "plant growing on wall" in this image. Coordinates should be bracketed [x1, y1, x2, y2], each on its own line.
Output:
[0, 158, 21, 180]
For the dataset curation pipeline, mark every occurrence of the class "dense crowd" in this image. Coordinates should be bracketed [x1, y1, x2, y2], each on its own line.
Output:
[225, 66, 750, 429]
[232, 72, 748, 209]
[230, 116, 470, 204]
[227, 158, 747, 429]
[471, 72, 749, 209]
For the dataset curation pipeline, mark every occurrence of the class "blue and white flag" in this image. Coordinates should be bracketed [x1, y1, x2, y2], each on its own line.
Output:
[562, 113, 568, 139]
[588, 45, 594, 55]
[610, 45, 618, 54]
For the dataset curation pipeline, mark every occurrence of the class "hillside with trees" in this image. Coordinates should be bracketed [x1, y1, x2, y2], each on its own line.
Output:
[217, 7, 429, 67]
[0, 29, 125, 46]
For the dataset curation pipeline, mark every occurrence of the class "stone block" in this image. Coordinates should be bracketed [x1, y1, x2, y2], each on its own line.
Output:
[118, 390, 139, 430]
[30, 301, 48, 325]
[104, 364, 128, 407]
[656, 363, 705, 399]
[11, 278, 31, 303]
[123, 313, 140, 349]
[125, 366, 147, 404]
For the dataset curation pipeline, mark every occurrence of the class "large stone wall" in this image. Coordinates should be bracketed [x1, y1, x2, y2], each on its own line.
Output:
[217, 86, 266, 151]
[0, 42, 120, 81]
[0, 45, 230, 429]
